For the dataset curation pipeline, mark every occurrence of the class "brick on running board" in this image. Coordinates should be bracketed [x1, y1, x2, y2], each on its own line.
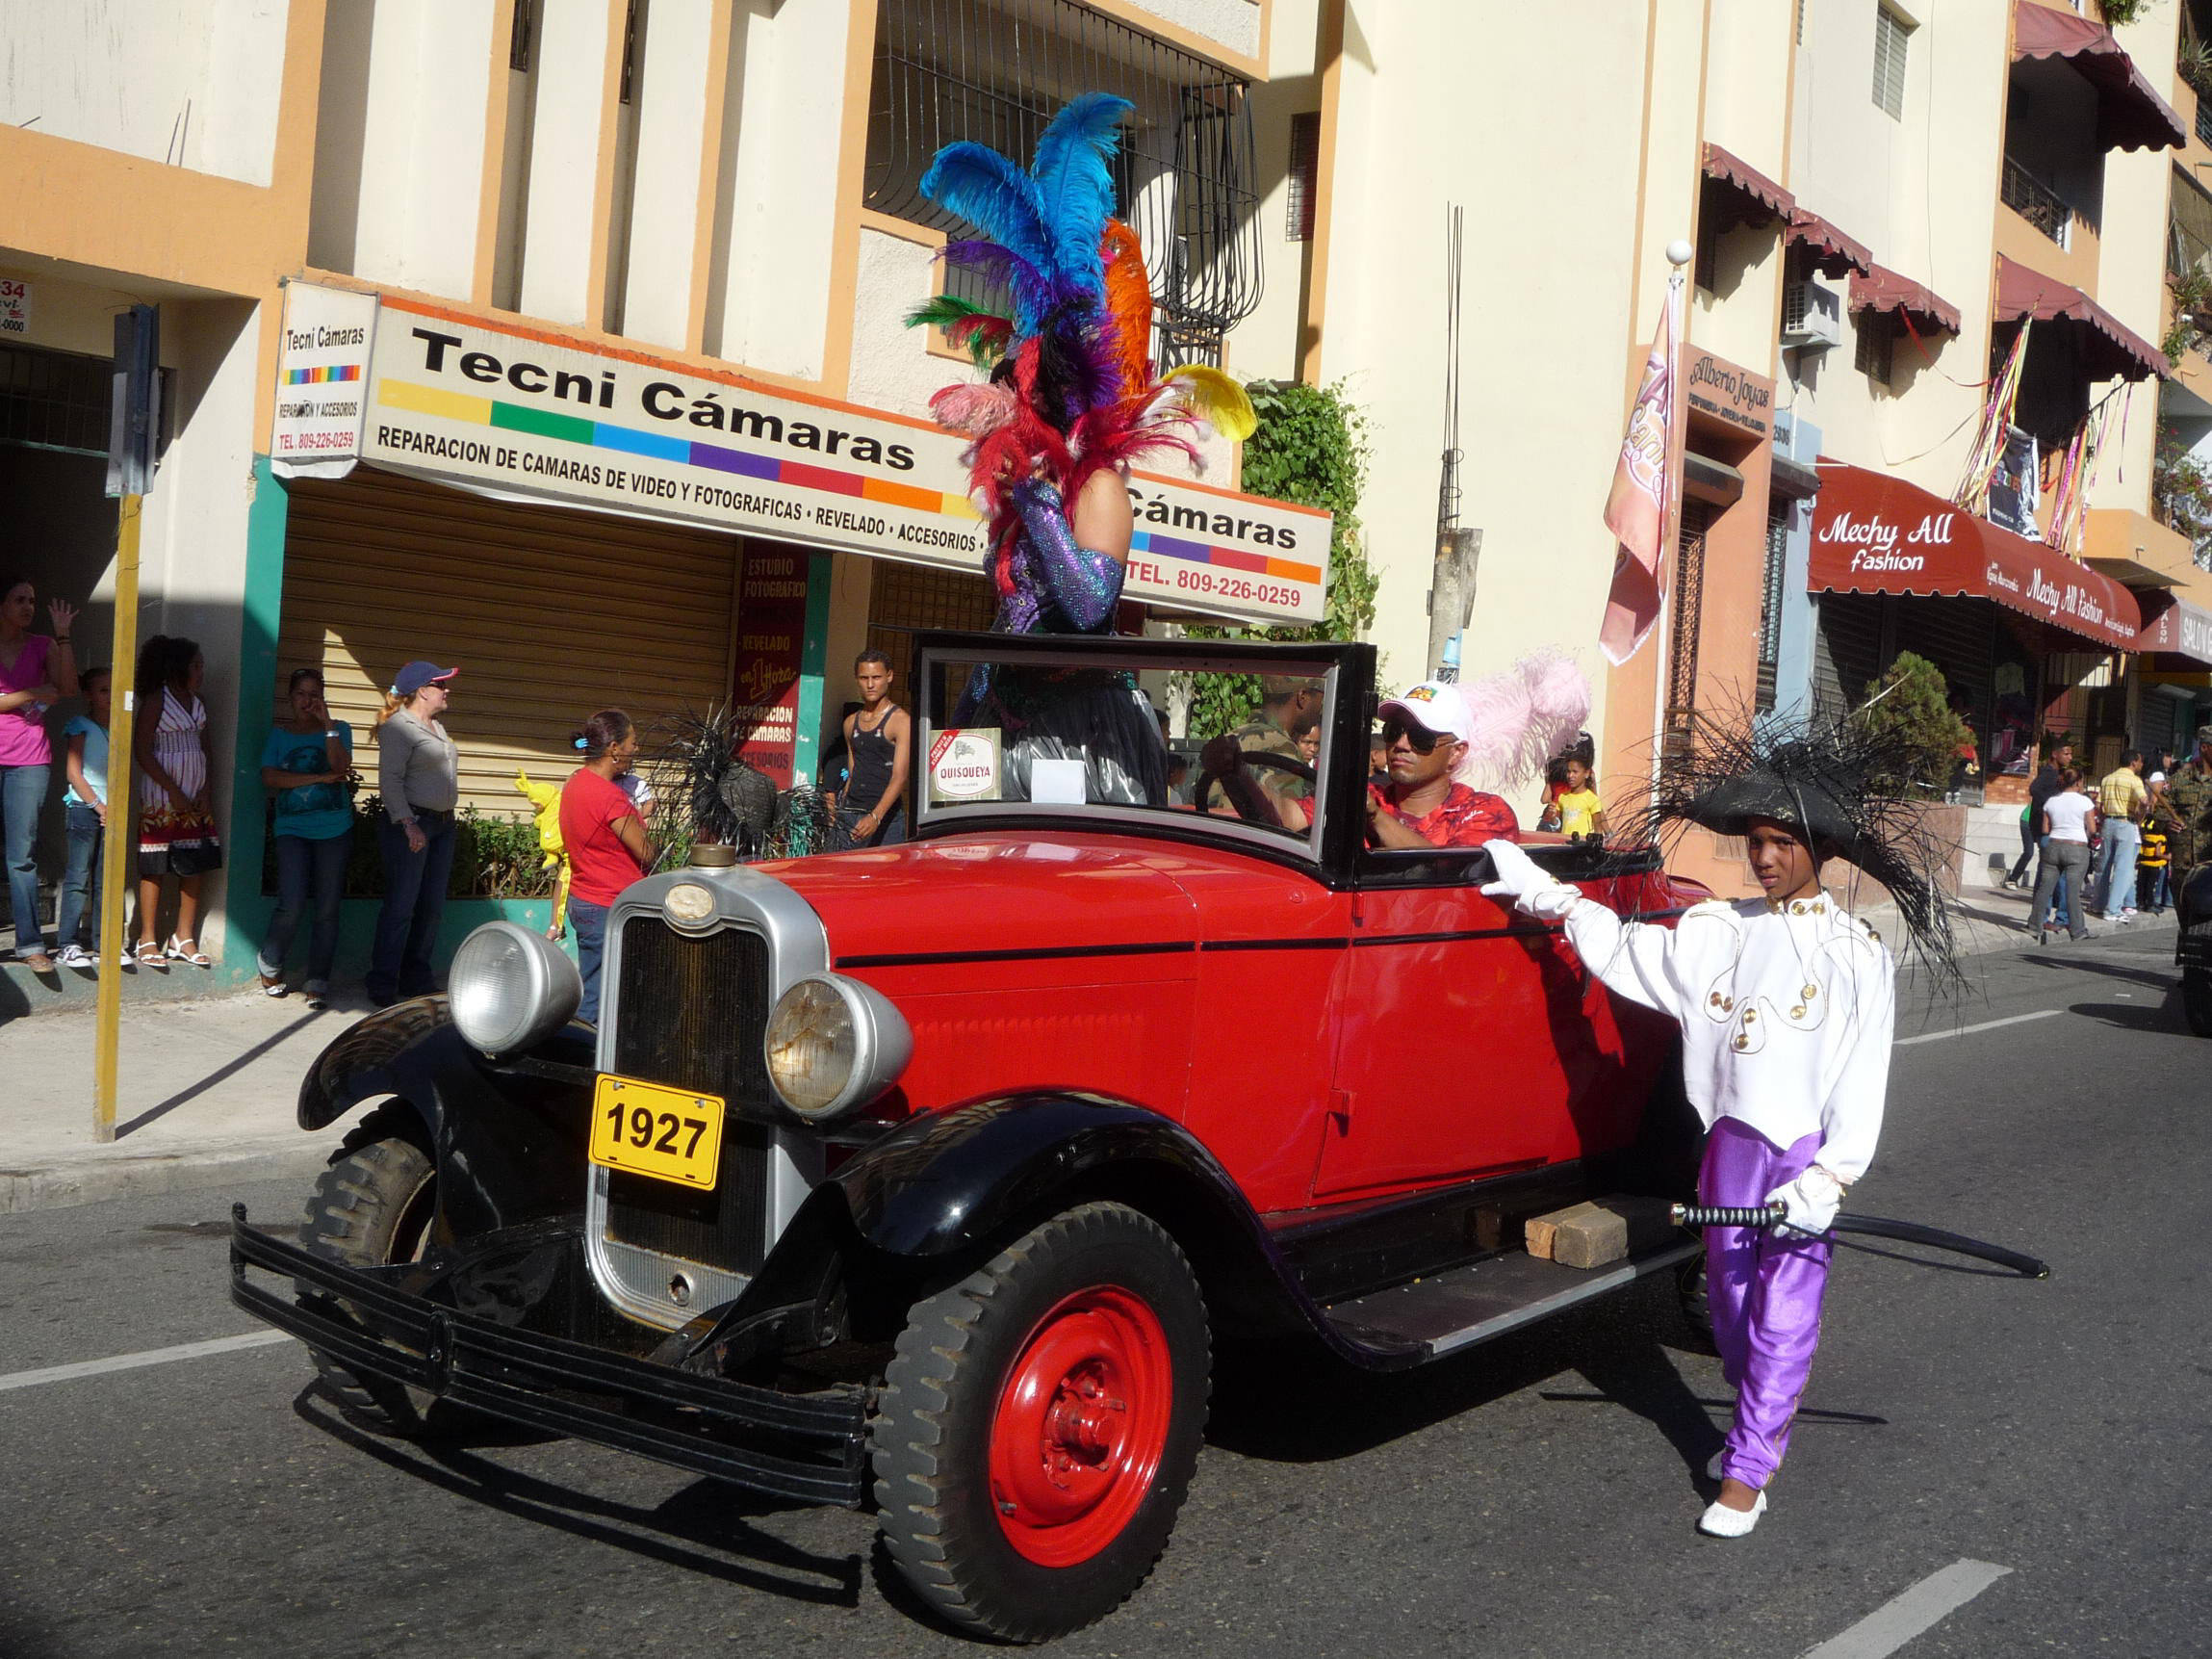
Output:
[1525, 1196, 1679, 1270]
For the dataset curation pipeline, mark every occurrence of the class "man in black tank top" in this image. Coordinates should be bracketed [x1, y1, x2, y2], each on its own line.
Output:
[836, 651, 912, 848]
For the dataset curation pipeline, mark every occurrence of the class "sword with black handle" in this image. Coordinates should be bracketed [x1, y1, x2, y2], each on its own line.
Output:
[1671, 1203, 2050, 1279]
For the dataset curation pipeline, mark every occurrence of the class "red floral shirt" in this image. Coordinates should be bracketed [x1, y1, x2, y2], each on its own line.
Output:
[1368, 782, 1519, 847]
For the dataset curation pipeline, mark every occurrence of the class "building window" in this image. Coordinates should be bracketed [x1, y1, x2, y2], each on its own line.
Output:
[1757, 503, 1790, 712]
[865, 0, 1264, 367]
[1871, 6, 1908, 120]
[1663, 501, 1713, 766]
[1856, 312, 1895, 386]
[1286, 111, 1321, 243]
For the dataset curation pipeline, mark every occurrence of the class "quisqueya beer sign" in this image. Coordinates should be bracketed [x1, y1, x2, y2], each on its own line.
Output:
[270, 285, 1329, 628]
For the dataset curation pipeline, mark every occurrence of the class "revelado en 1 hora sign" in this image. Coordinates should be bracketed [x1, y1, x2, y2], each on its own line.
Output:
[269, 285, 1330, 628]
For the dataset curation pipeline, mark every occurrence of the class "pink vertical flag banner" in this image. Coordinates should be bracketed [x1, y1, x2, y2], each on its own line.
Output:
[1600, 275, 1684, 666]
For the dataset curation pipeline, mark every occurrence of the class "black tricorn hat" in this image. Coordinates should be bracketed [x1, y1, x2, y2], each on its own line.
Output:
[1613, 714, 1964, 995]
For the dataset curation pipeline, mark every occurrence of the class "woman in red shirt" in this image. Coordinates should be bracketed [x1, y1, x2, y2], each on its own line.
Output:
[559, 709, 653, 1024]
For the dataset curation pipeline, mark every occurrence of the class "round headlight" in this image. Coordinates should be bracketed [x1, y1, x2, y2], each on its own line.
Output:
[663, 882, 716, 929]
[762, 973, 913, 1120]
[450, 921, 582, 1056]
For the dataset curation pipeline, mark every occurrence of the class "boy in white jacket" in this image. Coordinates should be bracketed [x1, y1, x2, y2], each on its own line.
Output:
[1483, 749, 1922, 1539]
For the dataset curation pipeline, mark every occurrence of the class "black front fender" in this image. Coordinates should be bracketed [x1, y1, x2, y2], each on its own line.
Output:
[2179, 865, 2212, 964]
[818, 1094, 1335, 1346]
[296, 996, 599, 1243]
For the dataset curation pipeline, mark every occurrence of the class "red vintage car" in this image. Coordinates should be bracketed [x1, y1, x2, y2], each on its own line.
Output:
[230, 632, 1707, 1642]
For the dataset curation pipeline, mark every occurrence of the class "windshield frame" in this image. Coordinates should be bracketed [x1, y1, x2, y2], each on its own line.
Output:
[907, 631, 1377, 880]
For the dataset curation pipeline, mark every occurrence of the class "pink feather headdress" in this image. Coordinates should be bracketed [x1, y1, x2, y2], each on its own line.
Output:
[1452, 649, 1592, 791]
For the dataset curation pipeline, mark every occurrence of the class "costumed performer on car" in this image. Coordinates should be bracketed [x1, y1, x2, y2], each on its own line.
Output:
[903, 93, 1258, 809]
[1479, 715, 1959, 1539]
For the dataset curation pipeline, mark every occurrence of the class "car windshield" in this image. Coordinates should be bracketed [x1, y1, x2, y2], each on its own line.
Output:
[910, 635, 1349, 861]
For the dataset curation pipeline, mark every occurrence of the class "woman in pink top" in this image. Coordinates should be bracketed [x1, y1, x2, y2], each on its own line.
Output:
[0, 576, 82, 971]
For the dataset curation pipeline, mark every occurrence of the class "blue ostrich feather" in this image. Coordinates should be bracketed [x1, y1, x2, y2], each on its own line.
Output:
[1028, 92, 1131, 299]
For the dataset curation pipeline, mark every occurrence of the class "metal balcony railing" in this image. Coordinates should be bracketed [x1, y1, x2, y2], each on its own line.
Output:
[2002, 155, 2093, 249]
[2197, 92, 2212, 150]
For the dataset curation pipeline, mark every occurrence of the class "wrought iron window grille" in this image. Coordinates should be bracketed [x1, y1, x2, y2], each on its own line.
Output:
[866, 0, 1264, 368]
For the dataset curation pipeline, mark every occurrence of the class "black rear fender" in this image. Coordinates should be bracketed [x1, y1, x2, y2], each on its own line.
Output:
[296, 997, 598, 1243]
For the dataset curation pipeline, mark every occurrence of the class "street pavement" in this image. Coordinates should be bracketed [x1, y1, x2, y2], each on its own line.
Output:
[1, 926, 2206, 1656]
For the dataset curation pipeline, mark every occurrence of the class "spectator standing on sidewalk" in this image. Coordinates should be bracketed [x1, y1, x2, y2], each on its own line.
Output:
[257, 668, 353, 1007]
[560, 710, 652, 1024]
[54, 665, 112, 970]
[2031, 768, 2097, 946]
[367, 661, 459, 1008]
[2006, 738, 2071, 890]
[2158, 727, 2212, 888]
[0, 577, 81, 971]
[2138, 779, 2171, 917]
[836, 652, 911, 849]
[133, 635, 223, 971]
[2091, 750, 2147, 923]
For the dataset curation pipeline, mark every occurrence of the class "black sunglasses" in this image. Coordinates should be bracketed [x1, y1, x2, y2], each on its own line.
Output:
[1379, 717, 1452, 754]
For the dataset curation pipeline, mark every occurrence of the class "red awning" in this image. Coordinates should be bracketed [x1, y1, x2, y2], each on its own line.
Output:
[1847, 263, 1962, 336]
[1809, 461, 2144, 650]
[2134, 591, 2212, 666]
[1701, 142, 1794, 223]
[2013, 0, 2186, 153]
[1787, 207, 1874, 278]
[1994, 253, 2170, 381]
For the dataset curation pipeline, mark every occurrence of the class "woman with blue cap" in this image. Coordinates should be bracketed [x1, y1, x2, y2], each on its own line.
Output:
[367, 659, 458, 1007]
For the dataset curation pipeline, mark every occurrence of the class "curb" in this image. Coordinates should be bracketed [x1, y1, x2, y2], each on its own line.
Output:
[0, 1140, 333, 1217]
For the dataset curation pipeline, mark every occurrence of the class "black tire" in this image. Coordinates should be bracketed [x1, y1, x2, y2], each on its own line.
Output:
[870, 1202, 1211, 1643]
[2186, 924, 2212, 1036]
[1674, 1254, 1718, 1355]
[298, 1105, 448, 1438]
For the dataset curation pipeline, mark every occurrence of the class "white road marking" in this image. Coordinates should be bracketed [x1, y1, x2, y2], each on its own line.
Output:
[1895, 1009, 2064, 1048]
[0, 1330, 296, 1394]
[1796, 1559, 2014, 1659]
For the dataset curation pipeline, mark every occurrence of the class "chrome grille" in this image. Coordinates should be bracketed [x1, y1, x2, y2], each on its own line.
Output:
[604, 918, 776, 1278]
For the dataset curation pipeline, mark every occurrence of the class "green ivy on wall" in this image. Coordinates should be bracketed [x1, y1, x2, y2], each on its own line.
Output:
[1181, 378, 1377, 739]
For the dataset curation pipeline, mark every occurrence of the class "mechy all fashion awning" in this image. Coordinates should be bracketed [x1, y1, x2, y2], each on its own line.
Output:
[2012, 0, 2186, 153]
[1701, 142, 1793, 227]
[1994, 253, 2170, 381]
[1787, 207, 1874, 279]
[1809, 461, 2143, 651]
[1847, 263, 1962, 336]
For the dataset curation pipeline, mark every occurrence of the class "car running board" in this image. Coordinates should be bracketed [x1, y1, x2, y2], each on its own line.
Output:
[1321, 1238, 1700, 1363]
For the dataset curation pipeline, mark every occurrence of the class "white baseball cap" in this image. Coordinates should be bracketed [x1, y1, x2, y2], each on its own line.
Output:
[1377, 681, 1471, 743]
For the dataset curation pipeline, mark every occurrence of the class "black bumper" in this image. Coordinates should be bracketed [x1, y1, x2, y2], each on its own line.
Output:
[229, 1208, 868, 1508]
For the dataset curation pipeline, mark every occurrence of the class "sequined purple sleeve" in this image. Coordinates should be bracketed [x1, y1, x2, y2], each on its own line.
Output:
[1010, 477, 1124, 633]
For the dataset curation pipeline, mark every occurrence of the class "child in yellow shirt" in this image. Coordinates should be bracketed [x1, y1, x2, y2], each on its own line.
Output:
[1543, 755, 1607, 839]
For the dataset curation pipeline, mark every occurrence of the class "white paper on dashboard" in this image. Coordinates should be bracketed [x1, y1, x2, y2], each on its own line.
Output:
[1031, 758, 1088, 805]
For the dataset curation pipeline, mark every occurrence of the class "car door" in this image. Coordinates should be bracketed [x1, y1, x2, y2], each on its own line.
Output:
[1312, 844, 1605, 1202]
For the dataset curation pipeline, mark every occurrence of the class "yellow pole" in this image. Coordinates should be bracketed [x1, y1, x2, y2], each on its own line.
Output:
[92, 493, 142, 1144]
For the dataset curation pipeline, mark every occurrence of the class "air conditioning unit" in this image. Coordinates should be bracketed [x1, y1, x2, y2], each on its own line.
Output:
[1781, 277, 1843, 350]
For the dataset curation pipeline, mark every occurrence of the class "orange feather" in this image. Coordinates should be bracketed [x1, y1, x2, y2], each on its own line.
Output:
[1101, 219, 1153, 401]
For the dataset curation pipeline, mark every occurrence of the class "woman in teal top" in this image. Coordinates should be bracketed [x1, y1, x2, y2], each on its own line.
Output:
[257, 667, 353, 1006]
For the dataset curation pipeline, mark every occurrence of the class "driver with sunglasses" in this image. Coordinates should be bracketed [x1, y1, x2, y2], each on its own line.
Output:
[1367, 682, 1519, 849]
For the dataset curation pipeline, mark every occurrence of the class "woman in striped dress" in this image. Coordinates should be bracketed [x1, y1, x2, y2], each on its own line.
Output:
[133, 635, 223, 970]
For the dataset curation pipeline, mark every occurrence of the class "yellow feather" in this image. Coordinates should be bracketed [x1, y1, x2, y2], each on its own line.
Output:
[1164, 365, 1258, 442]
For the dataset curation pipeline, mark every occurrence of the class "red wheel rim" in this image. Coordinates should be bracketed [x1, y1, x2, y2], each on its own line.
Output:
[989, 1285, 1174, 1568]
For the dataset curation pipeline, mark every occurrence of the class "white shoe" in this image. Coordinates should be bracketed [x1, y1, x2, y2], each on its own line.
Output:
[1706, 1449, 1727, 1481]
[57, 944, 96, 970]
[1698, 1490, 1767, 1538]
[302, 978, 329, 1010]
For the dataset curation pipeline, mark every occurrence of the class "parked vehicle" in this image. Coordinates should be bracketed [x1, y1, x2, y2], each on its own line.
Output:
[2178, 860, 2212, 1035]
[231, 632, 1709, 1642]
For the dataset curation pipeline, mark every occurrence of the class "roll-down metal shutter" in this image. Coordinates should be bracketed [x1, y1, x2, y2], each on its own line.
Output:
[279, 467, 737, 814]
[1812, 592, 1883, 720]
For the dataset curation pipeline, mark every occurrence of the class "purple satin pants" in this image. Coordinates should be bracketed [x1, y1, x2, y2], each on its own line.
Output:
[1701, 1117, 1832, 1491]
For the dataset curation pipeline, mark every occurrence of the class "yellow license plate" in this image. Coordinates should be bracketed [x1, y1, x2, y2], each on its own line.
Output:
[589, 1075, 726, 1190]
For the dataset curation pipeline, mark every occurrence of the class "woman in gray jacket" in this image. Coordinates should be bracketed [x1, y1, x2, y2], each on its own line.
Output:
[367, 660, 458, 1006]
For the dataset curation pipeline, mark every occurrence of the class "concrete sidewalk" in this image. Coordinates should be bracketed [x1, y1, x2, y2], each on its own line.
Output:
[0, 983, 379, 1214]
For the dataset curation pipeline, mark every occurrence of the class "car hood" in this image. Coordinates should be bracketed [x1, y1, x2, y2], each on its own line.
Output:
[758, 833, 1208, 962]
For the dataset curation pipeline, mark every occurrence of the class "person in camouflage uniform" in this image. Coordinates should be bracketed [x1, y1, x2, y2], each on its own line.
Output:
[2153, 725, 2212, 874]
[1198, 675, 1321, 817]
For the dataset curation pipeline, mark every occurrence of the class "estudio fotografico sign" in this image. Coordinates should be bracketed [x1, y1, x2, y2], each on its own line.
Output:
[270, 286, 1329, 628]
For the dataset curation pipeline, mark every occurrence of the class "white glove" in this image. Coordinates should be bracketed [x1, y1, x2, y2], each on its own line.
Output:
[1480, 837, 1582, 922]
[1763, 1166, 1844, 1236]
